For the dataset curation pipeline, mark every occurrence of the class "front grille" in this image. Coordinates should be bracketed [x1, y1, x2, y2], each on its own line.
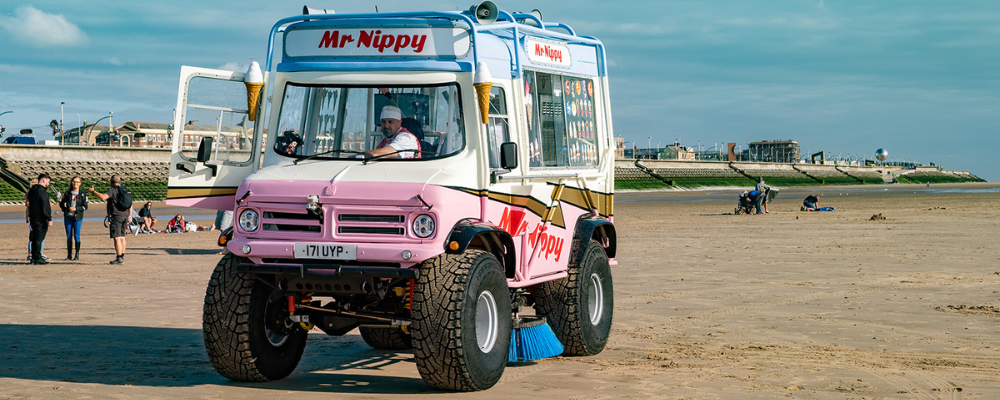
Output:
[338, 226, 404, 235]
[264, 211, 319, 221]
[335, 211, 408, 237]
[339, 214, 404, 223]
[256, 206, 322, 236]
[264, 224, 321, 232]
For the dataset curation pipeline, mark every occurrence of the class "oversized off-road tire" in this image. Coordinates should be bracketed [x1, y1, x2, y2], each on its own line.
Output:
[359, 326, 412, 350]
[411, 250, 511, 391]
[203, 254, 308, 381]
[535, 240, 613, 356]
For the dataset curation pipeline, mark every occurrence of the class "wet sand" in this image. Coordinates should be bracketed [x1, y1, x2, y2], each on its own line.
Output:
[1, 183, 999, 399]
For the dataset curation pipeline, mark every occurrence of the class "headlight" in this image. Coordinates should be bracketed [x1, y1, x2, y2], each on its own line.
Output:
[239, 209, 259, 232]
[412, 214, 435, 238]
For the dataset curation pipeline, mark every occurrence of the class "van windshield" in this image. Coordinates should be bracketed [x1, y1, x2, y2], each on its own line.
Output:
[274, 83, 465, 160]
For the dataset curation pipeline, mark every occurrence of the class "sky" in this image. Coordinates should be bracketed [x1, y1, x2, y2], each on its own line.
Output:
[1, 0, 999, 180]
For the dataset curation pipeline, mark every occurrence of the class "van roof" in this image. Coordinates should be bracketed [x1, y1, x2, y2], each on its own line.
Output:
[270, 8, 607, 80]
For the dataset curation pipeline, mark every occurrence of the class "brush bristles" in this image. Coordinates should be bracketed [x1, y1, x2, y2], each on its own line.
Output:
[508, 318, 564, 362]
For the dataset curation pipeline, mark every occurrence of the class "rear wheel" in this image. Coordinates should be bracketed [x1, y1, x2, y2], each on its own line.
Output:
[203, 254, 307, 381]
[535, 240, 614, 356]
[359, 326, 412, 350]
[411, 250, 511, 391]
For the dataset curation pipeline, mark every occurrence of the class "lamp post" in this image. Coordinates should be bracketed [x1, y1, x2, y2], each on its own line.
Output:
[76, 114, 81, 146]
[647, 137, 651, 159]
[60, 102, 65, 145]
[86, 113, 113, 146]
[0, 111, 9, 138]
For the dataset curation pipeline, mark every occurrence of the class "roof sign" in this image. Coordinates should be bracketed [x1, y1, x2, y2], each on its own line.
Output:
[285, 27, 471, 59]
[525, 37, 571, 68]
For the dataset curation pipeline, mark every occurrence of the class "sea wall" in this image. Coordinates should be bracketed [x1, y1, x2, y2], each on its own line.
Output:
[0, 145, 985, 203]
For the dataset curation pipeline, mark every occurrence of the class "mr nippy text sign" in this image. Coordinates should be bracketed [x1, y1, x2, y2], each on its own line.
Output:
[524, 37, 572, 68]
[285, 27, 471, 58]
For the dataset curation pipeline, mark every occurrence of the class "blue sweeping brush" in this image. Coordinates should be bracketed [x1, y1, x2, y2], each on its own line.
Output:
[508, 316, 564, 363]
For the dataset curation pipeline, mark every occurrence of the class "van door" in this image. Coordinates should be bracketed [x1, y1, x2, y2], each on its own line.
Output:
[166, 66, 263, 210]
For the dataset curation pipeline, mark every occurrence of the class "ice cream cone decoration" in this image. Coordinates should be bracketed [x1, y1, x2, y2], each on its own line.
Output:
[245, 61, 264, 121]
[474, 62, 492, 124]
[474, 82, 492, 125]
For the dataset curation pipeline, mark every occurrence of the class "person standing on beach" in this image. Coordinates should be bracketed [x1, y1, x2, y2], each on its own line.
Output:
[755, 177, 771, 214]
[59, 176, 88, 260]
[88, 175, 132, 264]
[26, 173, 53, 265]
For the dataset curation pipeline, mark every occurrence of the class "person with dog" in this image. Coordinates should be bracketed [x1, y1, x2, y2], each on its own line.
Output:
[88, 175, 132, 264]
[59, 176, 88, 260]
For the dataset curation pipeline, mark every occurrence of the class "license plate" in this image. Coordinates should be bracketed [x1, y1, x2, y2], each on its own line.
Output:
[293, 243, 357, 260]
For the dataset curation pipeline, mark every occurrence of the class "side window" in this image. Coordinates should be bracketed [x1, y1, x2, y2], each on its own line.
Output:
[526, 71, 598, 169]
[180, 76, 254, 164]
[525, 72, 542, 168]
[487, 86, 509, 169]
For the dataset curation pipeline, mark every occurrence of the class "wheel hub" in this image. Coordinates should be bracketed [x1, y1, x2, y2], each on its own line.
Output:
[264, 291, 294, 346]
[588, 273, 604, 325]
[475, 290, 498, 353]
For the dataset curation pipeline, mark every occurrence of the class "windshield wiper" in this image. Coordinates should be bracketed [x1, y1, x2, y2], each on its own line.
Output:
[293, 149, 365, 165]
[363, 150, 438, 164]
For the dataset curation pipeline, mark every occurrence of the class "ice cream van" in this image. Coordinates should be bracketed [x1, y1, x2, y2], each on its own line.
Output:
[166, 2, 616, 391]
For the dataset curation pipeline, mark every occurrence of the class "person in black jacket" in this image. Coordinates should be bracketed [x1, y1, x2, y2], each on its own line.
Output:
[59, 176, 88, 260]
[26, 173, 53, 265]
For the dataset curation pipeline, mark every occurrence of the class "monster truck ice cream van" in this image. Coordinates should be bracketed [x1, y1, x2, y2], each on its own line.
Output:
[166, 2, 616, 391]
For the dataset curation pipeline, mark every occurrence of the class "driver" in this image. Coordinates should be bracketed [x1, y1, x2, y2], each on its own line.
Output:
[365, 105, 421, 159]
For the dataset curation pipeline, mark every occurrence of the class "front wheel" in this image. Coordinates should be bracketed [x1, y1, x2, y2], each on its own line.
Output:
[411, 250, 511, 391]
[535, 240, 614, 356]
[203, 254, 308, 381]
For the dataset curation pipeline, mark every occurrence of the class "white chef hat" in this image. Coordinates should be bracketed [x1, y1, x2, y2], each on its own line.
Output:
[380, 105, 402, 121]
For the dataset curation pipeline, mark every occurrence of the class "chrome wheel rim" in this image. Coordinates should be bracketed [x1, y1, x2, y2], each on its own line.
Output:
[476, 290, 499, 353]
[588, 273, 604, 325]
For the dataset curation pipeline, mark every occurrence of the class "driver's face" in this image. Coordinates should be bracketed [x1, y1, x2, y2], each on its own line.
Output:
[380, 118, 401, 137]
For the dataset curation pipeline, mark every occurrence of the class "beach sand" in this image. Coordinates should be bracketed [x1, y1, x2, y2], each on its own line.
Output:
[1, 183, 998, 399]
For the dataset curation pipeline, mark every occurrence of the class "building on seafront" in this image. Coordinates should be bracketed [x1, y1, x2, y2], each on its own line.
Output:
[748, 140, 800, 163]
[56, 121, 255, 151]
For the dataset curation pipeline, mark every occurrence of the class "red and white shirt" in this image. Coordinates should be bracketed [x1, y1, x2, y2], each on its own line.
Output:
[376, 128, 421, 159]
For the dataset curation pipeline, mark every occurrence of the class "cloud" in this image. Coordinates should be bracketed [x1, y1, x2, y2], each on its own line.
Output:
[0, 5, 88, 47]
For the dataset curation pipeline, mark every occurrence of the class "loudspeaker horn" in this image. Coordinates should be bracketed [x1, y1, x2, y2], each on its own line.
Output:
[303, 6, 335, 15]
[466, 1, 498, 25]
[518, 9, 543, 27]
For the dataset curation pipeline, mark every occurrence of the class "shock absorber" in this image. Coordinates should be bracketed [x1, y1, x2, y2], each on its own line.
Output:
[287, 293, 315, 331]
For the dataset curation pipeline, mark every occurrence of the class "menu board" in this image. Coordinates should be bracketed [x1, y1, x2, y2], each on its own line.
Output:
[563, 77, 597, 166]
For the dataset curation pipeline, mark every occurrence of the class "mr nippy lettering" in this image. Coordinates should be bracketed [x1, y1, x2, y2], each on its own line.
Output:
[318, 30, 428, 54]
[533, 43, 563, 63]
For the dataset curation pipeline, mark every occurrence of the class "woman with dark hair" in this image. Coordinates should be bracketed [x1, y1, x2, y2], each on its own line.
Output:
[58, 176, 88, 260]
[138, 202, 158, 233]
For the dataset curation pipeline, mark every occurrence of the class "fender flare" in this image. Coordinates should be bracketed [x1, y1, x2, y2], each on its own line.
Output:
[218, 226, 234, 247]
[570, 217, 617, 263]
[444, 220, 517, 278]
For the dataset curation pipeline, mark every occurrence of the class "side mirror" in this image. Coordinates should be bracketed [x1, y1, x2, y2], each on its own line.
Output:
[197, 137, 214, 162]
[500, 142, 518, 170]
